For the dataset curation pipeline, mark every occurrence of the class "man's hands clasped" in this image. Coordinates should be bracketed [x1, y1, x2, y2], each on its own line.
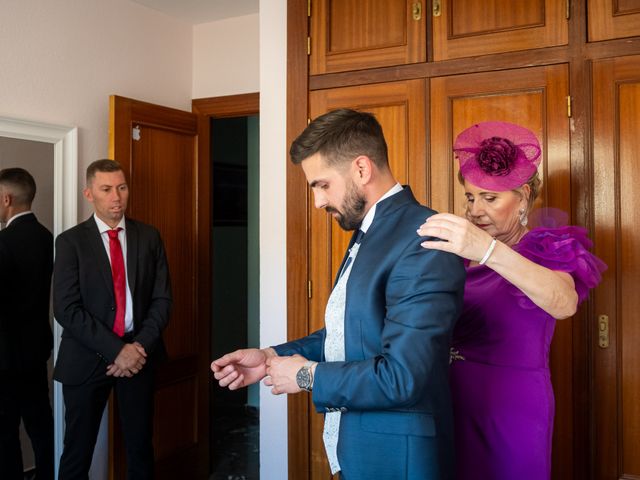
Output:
[106, 341, 147, 377]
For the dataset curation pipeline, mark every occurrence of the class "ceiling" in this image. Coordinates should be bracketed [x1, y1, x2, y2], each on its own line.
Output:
[129, 0, 259, 25]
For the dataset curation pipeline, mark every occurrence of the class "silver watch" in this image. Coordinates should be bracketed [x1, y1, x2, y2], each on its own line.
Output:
[296, 361, 315, 392]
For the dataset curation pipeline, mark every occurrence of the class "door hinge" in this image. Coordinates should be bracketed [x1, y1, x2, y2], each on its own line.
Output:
[566, 0, 570, 19]
[432, 0, 441, 17]
[598, 314, 609, 348]
[307, 36, 311, 55]
[307, 117, 311, 125]
[308, 0, 311, 17]
[308, 280, 312, 299]
[412, 2, 422, 20]
[567, 96, 572, 118]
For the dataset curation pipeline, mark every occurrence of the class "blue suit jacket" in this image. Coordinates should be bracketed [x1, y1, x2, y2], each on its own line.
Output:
[275, 187, 465, 480]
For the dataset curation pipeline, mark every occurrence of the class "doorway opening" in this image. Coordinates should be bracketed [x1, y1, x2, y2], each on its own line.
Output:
[210, 115, 260, 480]
[0, 137, 54, 480]
[0, 117, 77, 479]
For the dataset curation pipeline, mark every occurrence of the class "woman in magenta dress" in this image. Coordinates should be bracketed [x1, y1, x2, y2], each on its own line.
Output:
[417, 121, 605, 479]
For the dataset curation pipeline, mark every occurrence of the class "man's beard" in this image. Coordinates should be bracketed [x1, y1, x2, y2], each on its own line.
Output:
[326, 180, 366, 231]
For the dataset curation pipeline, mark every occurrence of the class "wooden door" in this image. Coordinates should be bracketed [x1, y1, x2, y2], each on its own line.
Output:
[432, 0, 568, 61]
[310, 0, 426, 74]
[430, 64, 574, 479]
[588, 0, 640, 41]
[592, 54, 640, 480]
[307, 79, 426, 478]
[109, 96, 209, 479]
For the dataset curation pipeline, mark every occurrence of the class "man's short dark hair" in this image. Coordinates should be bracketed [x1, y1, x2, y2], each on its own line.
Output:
[0, 167, 36, 206]
[290, 108, 389, 170]
[86, 159, 124, 185]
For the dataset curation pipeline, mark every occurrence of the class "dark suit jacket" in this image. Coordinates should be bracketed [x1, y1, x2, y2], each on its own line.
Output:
[0, 213, 53, 371]
[53, 216, 172, 386]
[274, 187, 465, 479]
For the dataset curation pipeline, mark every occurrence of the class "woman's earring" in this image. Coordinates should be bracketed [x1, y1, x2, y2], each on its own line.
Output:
[519, 208, 528, 227]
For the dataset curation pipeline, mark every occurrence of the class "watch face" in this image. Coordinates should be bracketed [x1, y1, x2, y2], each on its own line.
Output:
[296, 367, 311, 391]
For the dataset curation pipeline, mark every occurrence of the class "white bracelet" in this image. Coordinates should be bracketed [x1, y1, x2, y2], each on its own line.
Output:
[479, 238, 497, 265]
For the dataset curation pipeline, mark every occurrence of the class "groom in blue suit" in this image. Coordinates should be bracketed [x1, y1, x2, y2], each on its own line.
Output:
[212, 109, 465, 479]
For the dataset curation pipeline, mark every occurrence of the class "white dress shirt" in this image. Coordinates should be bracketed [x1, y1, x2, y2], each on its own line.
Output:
[322, 182, 404, 473]
[5, 210, 33, 227]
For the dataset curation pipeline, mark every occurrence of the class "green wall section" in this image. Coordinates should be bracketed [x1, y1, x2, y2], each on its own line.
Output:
[246, 115, 260, 408]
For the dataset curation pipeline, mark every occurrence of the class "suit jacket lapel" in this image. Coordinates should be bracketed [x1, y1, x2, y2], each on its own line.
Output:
[83, 217, 114, 295]
[332, 187, 416, 287]
[125, 218, 138, 295]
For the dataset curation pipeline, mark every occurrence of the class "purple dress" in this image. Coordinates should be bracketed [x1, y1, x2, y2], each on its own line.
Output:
[450, 226, 605, 480]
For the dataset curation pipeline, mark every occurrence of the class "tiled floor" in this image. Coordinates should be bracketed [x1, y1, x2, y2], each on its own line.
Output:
[210, 405, 259, 480]
[21, 409, 259, 479]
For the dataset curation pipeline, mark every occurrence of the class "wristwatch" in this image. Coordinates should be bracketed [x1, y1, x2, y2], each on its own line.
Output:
[296, 361, 315, 392]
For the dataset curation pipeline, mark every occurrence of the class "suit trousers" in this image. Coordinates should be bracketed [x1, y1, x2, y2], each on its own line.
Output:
[58, 355, 156, 480]
[0, 365, 54, 480]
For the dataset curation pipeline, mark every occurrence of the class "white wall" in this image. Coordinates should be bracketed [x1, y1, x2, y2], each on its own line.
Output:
[0, 137, 54, 230]
[0, 1, 192, 478]
[259, 1, 289, 478]
[1, 1, 289, 477]
[0, 137, 55, 473]
[194, 6, 288, 477]
[193, 14, 260, 98]
[0, 0, 193, 219]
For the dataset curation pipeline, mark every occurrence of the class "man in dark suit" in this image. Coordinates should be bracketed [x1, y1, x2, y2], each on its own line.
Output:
[0, 168, 54, 480]
[212, 109, 466, 479]
[54, 159, 172, 479]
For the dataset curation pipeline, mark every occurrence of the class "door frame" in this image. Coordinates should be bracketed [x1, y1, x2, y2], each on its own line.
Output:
[286, 0, 312, 477]
[0, 116, 78, 478]
[191, 92, 260, 477]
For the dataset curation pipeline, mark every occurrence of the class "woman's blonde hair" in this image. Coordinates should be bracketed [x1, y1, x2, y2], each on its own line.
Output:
[458, 169, 542, 212]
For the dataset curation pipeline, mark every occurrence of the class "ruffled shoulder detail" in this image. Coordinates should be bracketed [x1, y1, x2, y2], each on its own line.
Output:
[514, 226, 607, 303]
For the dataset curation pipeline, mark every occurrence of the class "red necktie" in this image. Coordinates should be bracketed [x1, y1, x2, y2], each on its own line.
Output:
[107, 228, 126, 337]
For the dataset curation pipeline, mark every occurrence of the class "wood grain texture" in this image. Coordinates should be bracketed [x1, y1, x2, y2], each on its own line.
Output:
[287, 0, 312, 478]
[308, 79, 426, 479]
[309, 37, 640, 91]
[310, 0, 426, 74]
[432, 0, 567, 61]
[592, 54, 640, 480]
[428, 67, 575, 478]
[109, 95, 206, 479]
[588, 0, 640, 41]
[450, 0, 545, 36]
[288, 0, 640, 477]
[193, 93, 259, 118]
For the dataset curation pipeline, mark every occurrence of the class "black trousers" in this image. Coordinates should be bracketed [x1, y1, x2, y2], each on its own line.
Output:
[0, 365, 54, 480]
[58, 356, 156, 480]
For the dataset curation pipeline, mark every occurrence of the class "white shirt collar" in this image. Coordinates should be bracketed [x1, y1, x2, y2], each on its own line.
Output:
[93, 213, 126, 234]
[359, 183, 403, 234]
[6, 210, 33, 227]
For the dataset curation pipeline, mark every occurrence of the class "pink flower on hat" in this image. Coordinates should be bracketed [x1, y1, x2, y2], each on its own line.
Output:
[454, 121, 542, 191]
[477, 136, 518, 177]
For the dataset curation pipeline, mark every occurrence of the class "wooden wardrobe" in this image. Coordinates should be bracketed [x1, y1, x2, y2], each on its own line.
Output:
[285, 1, 640, 479]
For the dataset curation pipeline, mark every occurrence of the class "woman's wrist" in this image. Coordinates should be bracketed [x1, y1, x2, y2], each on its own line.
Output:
[479, 237, 497, 265]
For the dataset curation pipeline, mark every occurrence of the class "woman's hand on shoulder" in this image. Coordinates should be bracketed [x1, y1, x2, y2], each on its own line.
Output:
[417, 213, 494, 262]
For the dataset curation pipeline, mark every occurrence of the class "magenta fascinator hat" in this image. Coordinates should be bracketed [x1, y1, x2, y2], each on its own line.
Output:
[454, 121, 541, 191]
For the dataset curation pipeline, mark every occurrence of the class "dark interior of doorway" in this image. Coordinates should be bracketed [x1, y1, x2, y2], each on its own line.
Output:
[210, 116, 259, 480]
